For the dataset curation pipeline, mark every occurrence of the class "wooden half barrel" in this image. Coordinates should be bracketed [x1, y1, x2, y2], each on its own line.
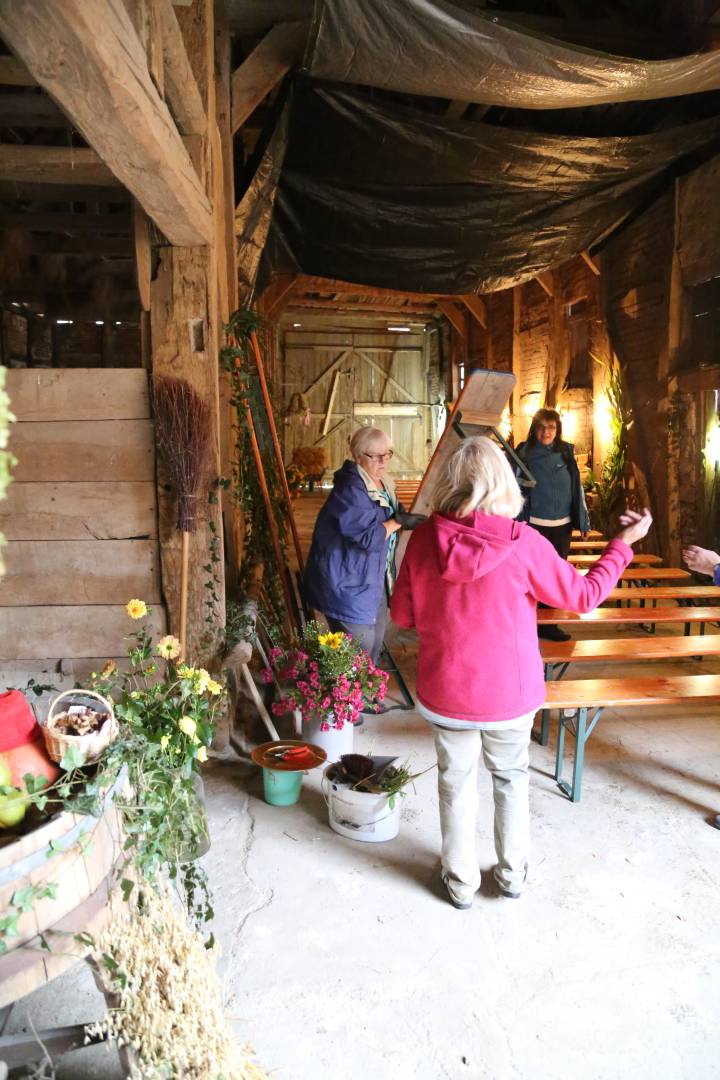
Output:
[0, 769, 126, 1008]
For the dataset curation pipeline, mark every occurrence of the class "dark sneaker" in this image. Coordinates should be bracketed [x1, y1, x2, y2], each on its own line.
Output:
[538, 625, 571, 642]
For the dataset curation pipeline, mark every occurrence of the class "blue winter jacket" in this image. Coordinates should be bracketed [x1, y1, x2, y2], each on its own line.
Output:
[303, 461, 394, 624]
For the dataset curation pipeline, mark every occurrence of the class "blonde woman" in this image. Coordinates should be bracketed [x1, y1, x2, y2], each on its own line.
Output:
[304, 427, 423, 664]
[391, 436, 651, 907]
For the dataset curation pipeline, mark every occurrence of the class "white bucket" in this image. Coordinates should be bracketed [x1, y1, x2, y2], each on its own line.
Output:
[322, 765, 400, 843]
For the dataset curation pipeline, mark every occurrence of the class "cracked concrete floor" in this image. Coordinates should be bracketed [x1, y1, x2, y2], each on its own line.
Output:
[4, 628, 720, 1079]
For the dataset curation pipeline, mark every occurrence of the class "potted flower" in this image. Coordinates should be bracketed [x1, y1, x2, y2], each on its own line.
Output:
[285, 462, 306, 498]
[263, 622, 388, 757]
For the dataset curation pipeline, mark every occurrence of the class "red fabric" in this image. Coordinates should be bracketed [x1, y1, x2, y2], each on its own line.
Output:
[391, 512, 632, 724]
[0, 689, 42, 751]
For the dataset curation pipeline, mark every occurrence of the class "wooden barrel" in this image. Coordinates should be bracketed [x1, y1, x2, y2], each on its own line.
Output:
[0, 769, 126, 1008]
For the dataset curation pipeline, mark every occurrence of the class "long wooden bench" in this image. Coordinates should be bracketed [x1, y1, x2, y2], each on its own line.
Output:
[604, 585, 720, 604]
[572, 530, 603, 539]
[537, 605, 720, 626]
[570, 540, 608, 550]
[541, 674, 720, 802]
[580, 567, 691, 582]
[569, 553, 663, 566]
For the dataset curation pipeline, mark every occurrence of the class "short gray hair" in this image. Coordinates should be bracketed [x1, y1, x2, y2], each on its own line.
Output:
[433, 436, 525, 519]
[349, 426, 392, 460]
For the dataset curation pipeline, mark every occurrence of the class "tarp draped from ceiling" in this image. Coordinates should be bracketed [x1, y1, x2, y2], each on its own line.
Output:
[253, 81, 720, 295]
[304, 0, 720, 109]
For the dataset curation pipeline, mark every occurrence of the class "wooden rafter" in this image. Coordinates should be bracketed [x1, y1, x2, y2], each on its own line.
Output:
[0, 211, 131, 233]
[157, 0, 206, 135]
[436, 299, 467, 338]
[580, 250, 601, 276]
[460, 293, 487, 328]
[0, 0, 213, 247]
[231, 21, 307, 134]
[0, 146, 121, 187]
[534, 272, 554, 297]
[260, 273, 298, 318]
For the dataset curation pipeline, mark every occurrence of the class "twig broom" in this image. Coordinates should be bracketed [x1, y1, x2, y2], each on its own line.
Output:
[153, 376, 212, 657]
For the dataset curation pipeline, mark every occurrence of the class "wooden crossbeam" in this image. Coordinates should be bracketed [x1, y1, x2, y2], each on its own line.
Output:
[436, 299, 467, 338]
[0, 92, 68, 127]
[460, 293, 487, 328]
[355, 348, 418, 403]
[0, 0, 213, 246]
[231, 21, 306, 133]
[26, 234, 133, 256]
[580, 249, 601, 276]
[260, 273, 298, 318]
[157, 0, 206, 135]
[298, 275, 440, 304]
[0, 181, 127, 204]
[534, 272, 554, 297]
[0, 146, 121, 187]
[0, 211, 131, 233]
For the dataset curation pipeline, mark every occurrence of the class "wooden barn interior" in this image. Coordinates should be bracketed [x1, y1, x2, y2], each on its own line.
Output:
[0, 1, 720, 1077]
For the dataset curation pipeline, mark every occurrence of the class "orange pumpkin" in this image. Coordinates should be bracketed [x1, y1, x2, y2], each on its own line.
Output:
[1, 742, 60, 789]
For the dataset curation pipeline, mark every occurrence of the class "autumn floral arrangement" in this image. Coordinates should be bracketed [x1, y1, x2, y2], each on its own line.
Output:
[263, 621, 388, 729]
[285, 462, 306, 493]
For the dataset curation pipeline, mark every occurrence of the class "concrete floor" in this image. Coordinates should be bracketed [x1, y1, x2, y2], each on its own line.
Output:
[4, 625, 720, 1079]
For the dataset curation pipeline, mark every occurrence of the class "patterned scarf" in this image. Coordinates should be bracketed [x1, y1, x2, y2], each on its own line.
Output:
[355, 462, 399, 590]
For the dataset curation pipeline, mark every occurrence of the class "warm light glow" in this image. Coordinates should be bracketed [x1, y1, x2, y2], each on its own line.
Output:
[594, 392, 614, 439]
[560, 410, 576, 441]
[387, 325, 411, 332]
[706, 423, 720, 466]
[522, 392, 541, 417]
[500, 406, 512, 439]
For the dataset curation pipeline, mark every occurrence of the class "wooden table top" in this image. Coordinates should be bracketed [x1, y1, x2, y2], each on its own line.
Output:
[570, 541, 608, 550]
[569, 553, 663, 566]
[572, 530, 603, 539]
[540, 634, 720, 663]
[544, 673, 720, 709]
[538, 605, 720, 625]
[604, 585, 720, 602]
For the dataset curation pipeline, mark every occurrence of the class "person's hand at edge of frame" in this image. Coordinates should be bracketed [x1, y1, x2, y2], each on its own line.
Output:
[683, 544, 720, 578]
[615, 507, 653, 546]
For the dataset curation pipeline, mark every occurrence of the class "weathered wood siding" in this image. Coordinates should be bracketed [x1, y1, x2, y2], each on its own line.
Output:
[0, 368, 165, 660]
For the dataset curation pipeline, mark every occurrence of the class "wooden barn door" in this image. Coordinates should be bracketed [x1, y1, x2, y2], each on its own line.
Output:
[282, 326, 436, 480]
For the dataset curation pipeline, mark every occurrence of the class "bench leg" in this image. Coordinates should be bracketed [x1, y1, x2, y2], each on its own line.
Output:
[555, 709, 567, 787]
[556, 707, 603, 803]
[535, 708, 550, 746]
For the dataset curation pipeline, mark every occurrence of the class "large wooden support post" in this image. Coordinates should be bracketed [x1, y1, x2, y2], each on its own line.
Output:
[511, 285, 523, 443]
[151, 247, 225, 659]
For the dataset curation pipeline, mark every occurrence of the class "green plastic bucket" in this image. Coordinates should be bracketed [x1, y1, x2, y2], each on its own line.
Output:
[262, 766, 303, 806]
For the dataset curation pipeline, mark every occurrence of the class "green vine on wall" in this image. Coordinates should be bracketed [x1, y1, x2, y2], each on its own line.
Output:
[587, 353, 631, 536]
[221, 308, 293, 643]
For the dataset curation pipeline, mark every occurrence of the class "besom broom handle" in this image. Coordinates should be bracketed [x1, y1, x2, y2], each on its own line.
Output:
[179, 529, 190, 660]
[250, 329, 305, 573]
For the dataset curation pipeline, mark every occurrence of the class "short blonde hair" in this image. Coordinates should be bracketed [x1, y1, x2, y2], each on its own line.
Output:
[349, 426, 391, 460]
[433, 436, 524, 518]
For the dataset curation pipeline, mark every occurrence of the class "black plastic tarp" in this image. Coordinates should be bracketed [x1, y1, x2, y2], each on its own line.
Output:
[304, 0, 720, 109]
[254, 80, 720, 295]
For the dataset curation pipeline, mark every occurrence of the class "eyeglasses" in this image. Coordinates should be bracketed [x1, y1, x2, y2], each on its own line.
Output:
[363, 450, 394, 462]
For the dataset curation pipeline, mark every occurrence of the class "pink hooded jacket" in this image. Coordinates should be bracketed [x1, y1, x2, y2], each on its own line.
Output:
[390, 512, 633, 724]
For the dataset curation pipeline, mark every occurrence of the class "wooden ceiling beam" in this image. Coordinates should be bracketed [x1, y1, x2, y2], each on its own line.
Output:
[24, 234, 133, 255]
[231, 21, 307, 133]
[0, 146, 122, 187]
[226, 0, 312, 35]
[157, 0, 206, 135]
[259, 272, 298, 318]
[0, 181, 129, 204]
[298, 274, 442, 304]
[0, 55, 35, 86]
[460, 293, 487, 328]
[0, 0, 213, 246]
[0, 211, 131, 233]
[0, 93, 69, 127]
[580, 250, 601, 276]
[534, 272, 554, 297]
[288, 299, 436, 318]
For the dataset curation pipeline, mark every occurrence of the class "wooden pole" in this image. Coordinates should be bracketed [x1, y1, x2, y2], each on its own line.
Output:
[249, 328, 305, 573]
[242, 392, 296, 638]
[179, 529, 190, 659]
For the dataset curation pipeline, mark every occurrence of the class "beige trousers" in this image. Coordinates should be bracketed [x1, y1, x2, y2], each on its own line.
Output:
[433, 715, 534, 902]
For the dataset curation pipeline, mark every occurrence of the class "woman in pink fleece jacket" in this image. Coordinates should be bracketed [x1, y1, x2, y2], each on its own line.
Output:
[390, 436, 652, 908]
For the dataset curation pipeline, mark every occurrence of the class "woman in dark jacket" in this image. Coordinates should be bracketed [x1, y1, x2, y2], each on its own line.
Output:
[516, 408, 591, 642]
[303, 427, 404, 663]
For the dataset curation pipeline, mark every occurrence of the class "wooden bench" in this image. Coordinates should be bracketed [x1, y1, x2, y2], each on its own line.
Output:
[570, 540, 609, 550]
[580, 567, 691, 583]
[604, 585, 720, 604]
[569, 553, 663, 566]
[541, 674, 720, 802]
[537, 605, 720, 627]
[572, 530, 603, 539]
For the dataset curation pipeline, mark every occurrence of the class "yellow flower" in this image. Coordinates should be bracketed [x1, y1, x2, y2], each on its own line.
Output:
[160, 734, 170, 750]
[156, 635, 182, 660]
[318, 631, 345, 649]
[197, 746, 208, 763]
[101, 660, 117, 678]
[192, 668, 210, 694]
[177, 664, 195, 680]
[178, 716, 197, 738]
[125, 598, 148, 620]
[206, 678, 224, 696]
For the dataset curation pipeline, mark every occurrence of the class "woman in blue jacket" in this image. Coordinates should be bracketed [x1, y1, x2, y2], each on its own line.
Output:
[516, 408, 591, 642]
[303, 427, 404, 663]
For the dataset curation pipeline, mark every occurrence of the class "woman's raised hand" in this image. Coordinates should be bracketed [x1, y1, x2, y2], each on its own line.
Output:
[384, 518, 403, 537]
[615, 508, 653, 546]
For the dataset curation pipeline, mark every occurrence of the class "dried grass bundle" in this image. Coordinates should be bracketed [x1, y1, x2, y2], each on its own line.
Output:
[153, 376, 212, 533]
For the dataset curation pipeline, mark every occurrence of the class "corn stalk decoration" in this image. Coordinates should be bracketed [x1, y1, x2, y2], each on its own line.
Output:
[588, 353, 631, 536]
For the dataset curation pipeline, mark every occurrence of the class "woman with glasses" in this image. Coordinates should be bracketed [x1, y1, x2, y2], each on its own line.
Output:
[515, 408, 591, 643]
[303, 427, 414, 666]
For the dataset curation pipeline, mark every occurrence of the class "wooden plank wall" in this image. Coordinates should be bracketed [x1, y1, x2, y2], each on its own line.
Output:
[0, 368, 166, 662]
[282, 328, 438, 479]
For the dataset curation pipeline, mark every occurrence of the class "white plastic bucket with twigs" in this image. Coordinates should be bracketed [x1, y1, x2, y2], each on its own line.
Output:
[322, 765, 400, 843]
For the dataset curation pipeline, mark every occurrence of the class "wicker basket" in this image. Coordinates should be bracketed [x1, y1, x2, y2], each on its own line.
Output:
[43, 689, 118, 765]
